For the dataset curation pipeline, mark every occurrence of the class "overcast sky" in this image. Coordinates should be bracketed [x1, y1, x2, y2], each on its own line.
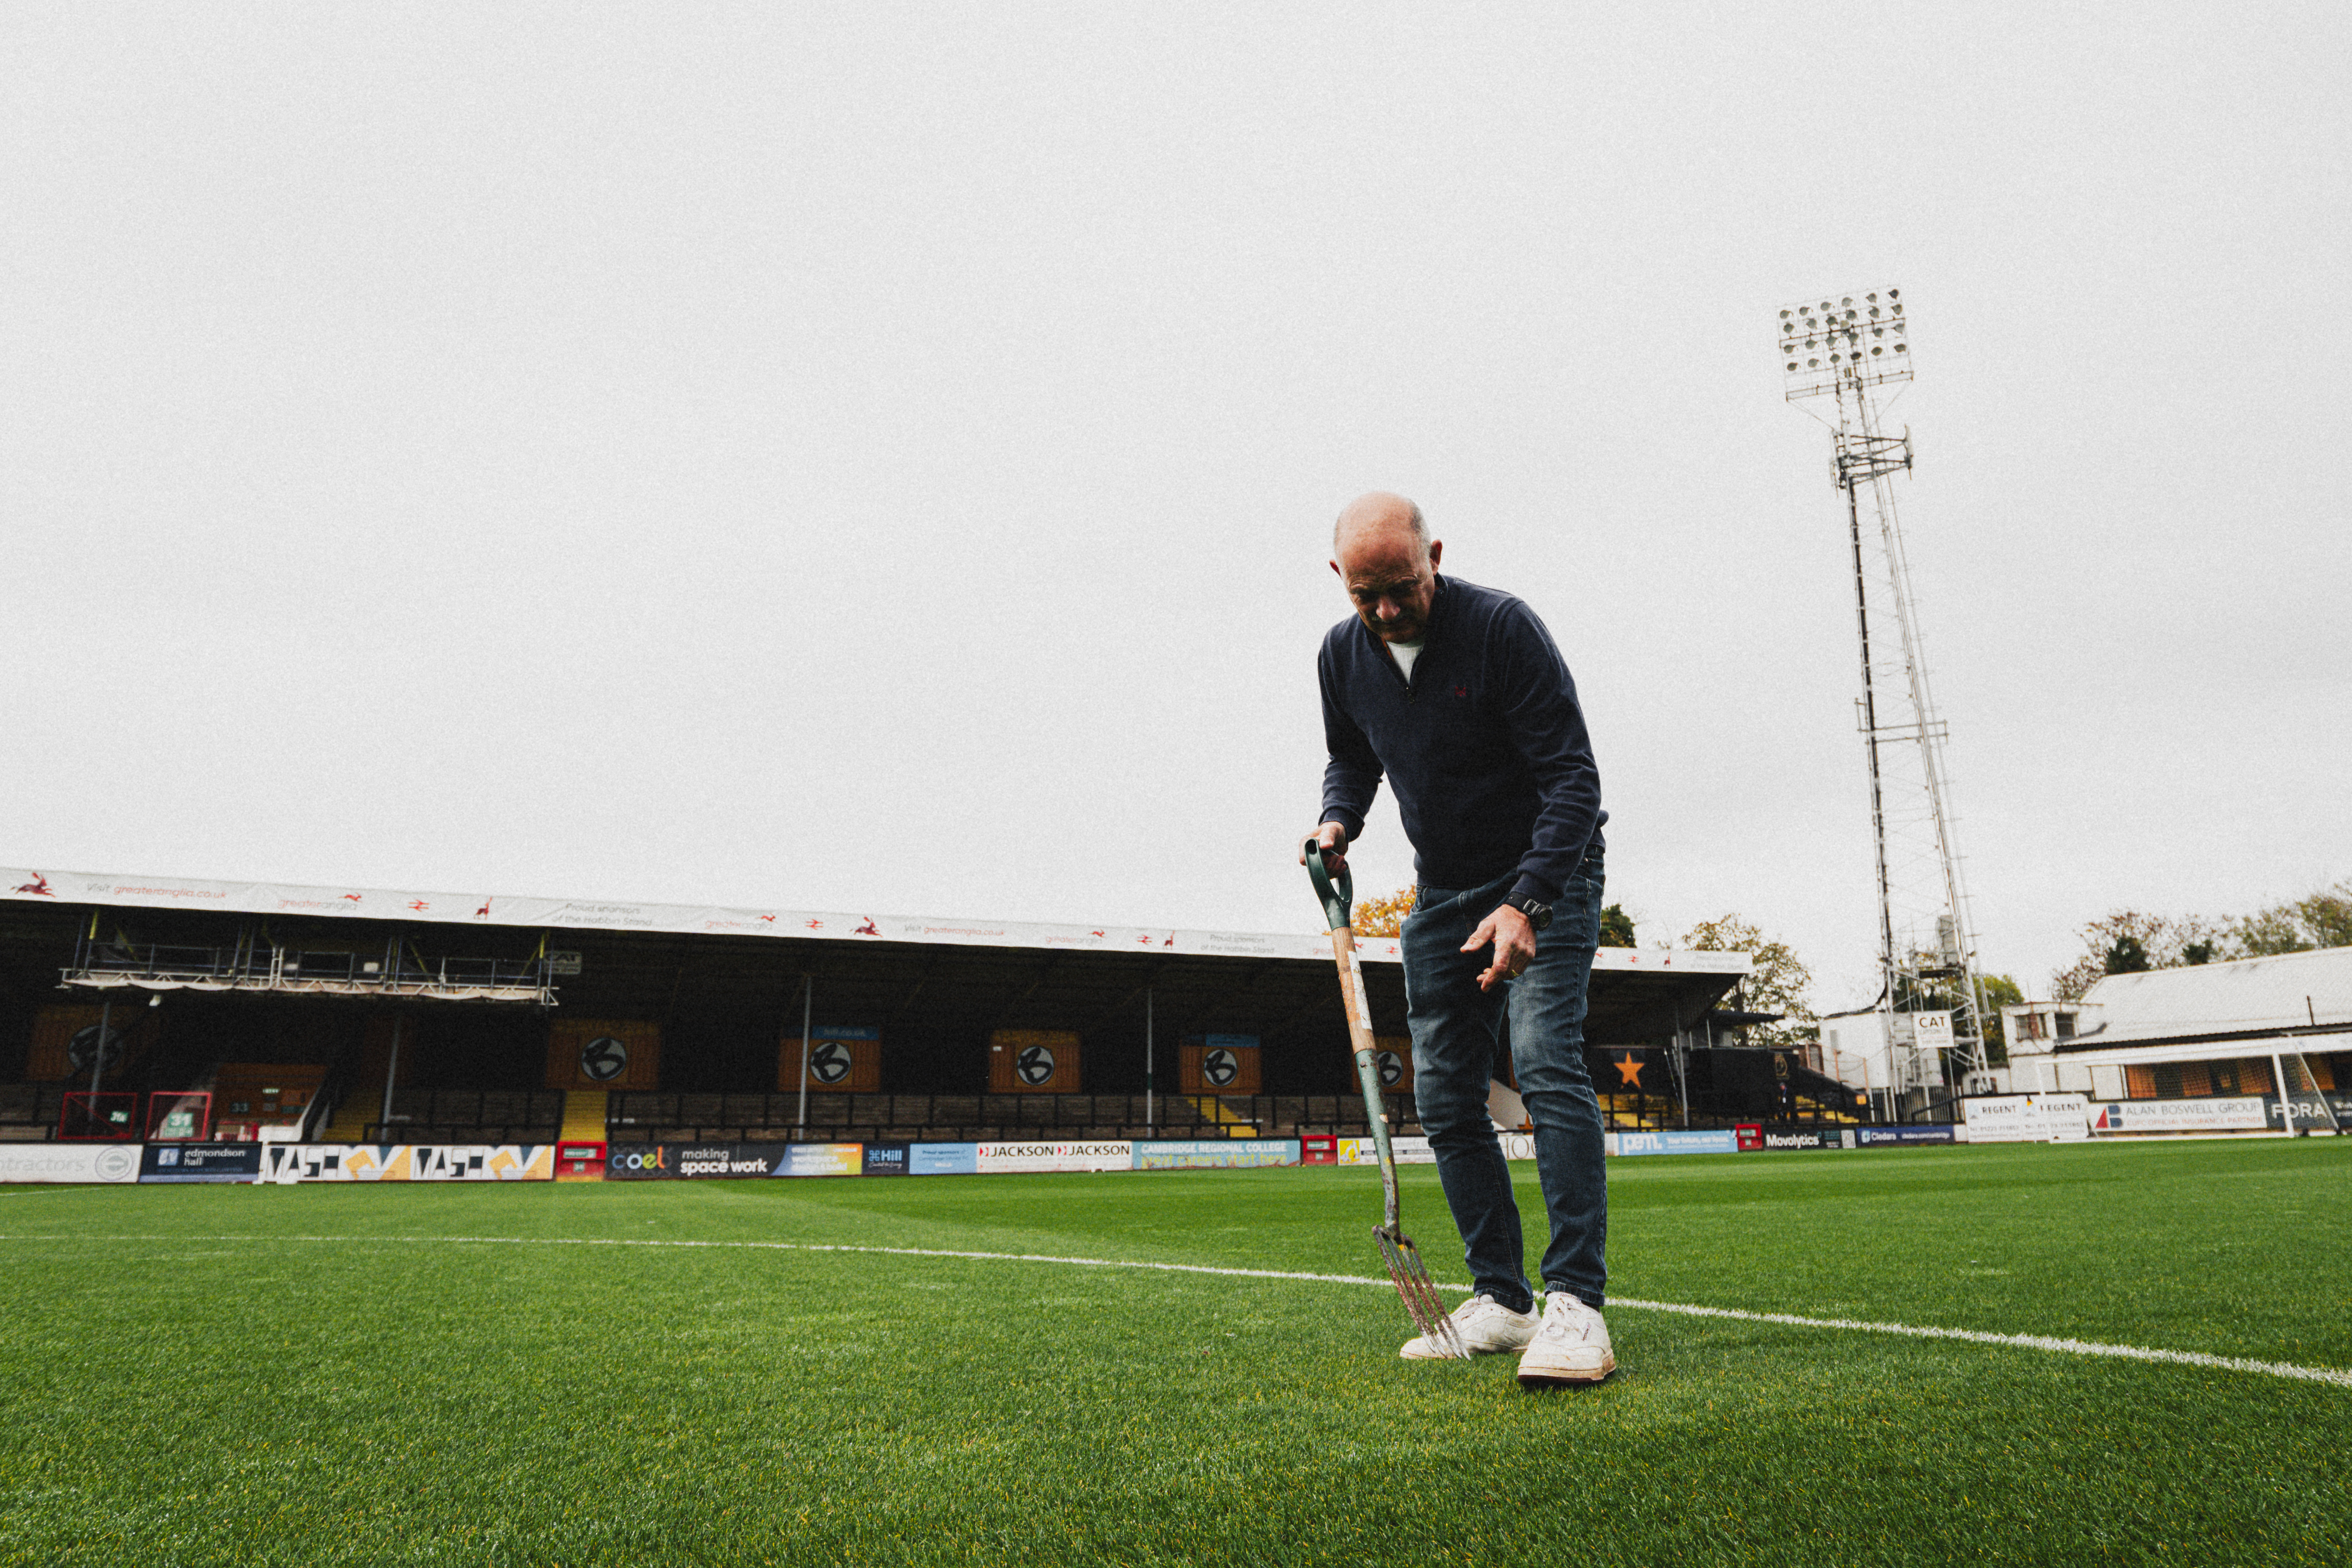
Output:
[5, 3, 2345, 1005]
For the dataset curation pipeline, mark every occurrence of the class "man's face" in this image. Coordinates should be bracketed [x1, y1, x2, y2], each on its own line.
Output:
[1332, 526, 1440, 643]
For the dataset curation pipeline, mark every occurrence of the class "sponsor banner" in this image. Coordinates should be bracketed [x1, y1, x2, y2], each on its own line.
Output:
[1134, 1139, 1300, 1171]
[1854, 1124, 1958, 1147]
[1300, 1134, 1337, 1165]
[140, 1142, 263, 1182]
[1499, 1133, 1536, 1161]
[2091, 1098, 2269, 1134]
[1754, 1127, 1844, 1151]
[606, 1144, 674, 1179]
[260, 1144, 555, 1182]
[771, 1142, 864, 1178]
[0, 1142, 142, 1184]
[975, 1141, 1133, 1174]
[1963, 1093, 2092, 1143]
[1613, 1129, 1740, 1158]
[1335, 1136, 1433, 1167]
[909, 1142, 978, 1176]
[598, 1142, 863, 1179]
[862, 1141, 909, 1176]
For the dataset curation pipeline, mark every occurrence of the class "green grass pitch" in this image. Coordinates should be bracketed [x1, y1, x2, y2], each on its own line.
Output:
[4, 1140, 2348, 1565]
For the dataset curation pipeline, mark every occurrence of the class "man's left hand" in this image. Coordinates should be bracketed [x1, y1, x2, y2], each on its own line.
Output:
[1464, 903, 1537, 992]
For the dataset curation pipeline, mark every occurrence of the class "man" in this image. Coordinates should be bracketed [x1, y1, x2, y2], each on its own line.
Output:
[1306, 491, 1615, 1387]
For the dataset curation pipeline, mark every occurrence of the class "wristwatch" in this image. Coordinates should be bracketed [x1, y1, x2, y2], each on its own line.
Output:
[1504, 893, 1553, 931]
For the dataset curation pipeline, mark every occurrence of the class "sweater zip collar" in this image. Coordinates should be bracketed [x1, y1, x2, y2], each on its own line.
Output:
[1373, 573, 1446, 698]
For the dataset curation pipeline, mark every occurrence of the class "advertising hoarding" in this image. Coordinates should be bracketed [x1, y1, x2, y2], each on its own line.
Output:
[139, 1142, 262, 1182]
[260, 1144, 555, 1182]
[908, 1143, 978, 1175]
[0, 1143, 142, 1184]
[771, 1142, 864, 1177]
[1854, 1125, 1957, 1147]
[1754, 1127, 1844, 1151]
[975, 1141, 1132, 1174]
[1613, 1129, 1740, 1157]
[2089, 1098, 2268, 1134]
[1337, 1136, 1433, 1167]
[1962, 1093, 2092, 1143]
[1134, 1139, 1299, 1170]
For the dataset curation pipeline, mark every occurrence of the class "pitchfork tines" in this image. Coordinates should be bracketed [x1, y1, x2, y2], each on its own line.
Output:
[1377, 1224, 1468, 1359]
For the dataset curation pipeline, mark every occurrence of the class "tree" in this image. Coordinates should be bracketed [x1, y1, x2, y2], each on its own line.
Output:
[2231, 880, 2352, 956]
[2050, 911, 2224, 1001]
[1352, 887, 1415, 939]
[1676, 915, 1815, 1053]
[1973, 973, 2024, 1066]
[2050, 880, 2349, 998]
[1356, 889, 1639, 947]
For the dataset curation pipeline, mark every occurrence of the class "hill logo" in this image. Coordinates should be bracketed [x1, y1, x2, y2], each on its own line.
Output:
[580, 1036, 629, 1082]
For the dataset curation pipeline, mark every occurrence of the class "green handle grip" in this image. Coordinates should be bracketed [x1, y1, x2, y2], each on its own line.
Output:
[1303, 836, 1352, 933]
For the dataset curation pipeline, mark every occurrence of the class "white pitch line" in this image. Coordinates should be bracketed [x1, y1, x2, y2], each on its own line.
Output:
[5, 1231, 2348, 1390]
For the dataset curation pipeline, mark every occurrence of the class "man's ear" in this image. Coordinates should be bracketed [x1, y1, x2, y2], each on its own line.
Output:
[1427, 540, 1443, 569]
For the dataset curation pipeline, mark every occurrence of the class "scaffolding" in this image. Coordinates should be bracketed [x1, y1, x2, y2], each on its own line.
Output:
[1779, 289, 1990, 1105]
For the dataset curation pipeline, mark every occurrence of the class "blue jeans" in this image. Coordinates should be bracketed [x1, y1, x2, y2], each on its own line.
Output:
[1401, 848, 1607, 1313]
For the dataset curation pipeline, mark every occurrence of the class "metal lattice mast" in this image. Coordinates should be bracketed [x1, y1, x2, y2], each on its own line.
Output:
[1778, 289, 1990, 1098]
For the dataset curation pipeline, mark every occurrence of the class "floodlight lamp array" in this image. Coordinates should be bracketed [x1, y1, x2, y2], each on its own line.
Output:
[1778, 288, 1911, 399]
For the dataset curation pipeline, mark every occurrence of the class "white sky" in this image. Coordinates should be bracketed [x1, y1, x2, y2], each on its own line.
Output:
[5, 3, 2345, 1005]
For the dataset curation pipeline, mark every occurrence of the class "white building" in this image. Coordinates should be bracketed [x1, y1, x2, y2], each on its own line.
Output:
[2004, 947, 2350, 1127]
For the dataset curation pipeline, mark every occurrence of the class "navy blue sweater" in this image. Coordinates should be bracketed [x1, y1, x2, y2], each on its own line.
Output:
[1318, 574, 1605, 905]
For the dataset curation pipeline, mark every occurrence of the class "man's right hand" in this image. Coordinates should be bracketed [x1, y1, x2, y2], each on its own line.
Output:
[1300, 821, 1351, 874]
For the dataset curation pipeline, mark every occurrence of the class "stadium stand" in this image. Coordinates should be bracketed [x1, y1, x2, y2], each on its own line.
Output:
[365, 1088, 564, 1145]
[603, 1091, 1408, 1144]
[210, 1064, 328, 1141]
[0, 1083, 65, 1142]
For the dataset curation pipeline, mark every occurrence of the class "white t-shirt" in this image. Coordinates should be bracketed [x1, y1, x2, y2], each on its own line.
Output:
[1390, 638, 1425, 680]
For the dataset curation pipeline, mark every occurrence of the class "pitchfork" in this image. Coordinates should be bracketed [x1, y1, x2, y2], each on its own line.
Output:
[1304, 838, 1468, 1360]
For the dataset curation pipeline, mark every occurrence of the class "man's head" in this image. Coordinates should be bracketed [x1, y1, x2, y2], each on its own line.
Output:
[1331, 491, 1443, 644]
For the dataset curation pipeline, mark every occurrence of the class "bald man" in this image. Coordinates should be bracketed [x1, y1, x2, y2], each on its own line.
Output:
[1306, 492, 1615, 1387]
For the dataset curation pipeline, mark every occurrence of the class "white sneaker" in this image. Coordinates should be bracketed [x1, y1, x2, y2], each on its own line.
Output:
[1516, 1291, 1616, 1386]
[1399, 1293, 1540, 1360]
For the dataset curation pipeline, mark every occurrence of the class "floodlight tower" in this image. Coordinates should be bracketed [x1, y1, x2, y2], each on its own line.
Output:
[1777, 289, 1990, 1103]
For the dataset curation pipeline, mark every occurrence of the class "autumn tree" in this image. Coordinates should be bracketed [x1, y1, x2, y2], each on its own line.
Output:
[2231, 879, 2352, 955]
[1675, 915, 1815, 1053]
[1352, 887, 1415, 938]
[2049, 881, 2348, 999]
[1355, 889, 1639, 948]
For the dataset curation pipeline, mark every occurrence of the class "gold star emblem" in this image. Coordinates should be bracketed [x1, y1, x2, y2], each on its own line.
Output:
[1615, 1052, 1644, 1087]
